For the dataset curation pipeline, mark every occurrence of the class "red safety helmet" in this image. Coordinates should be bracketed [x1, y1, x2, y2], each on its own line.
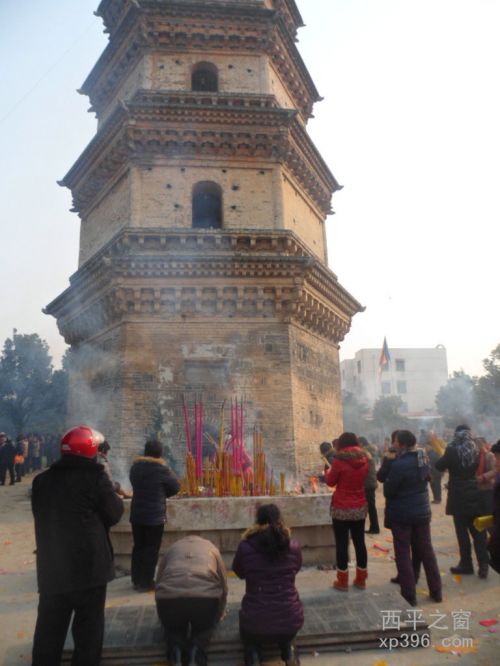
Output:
[60, 425, 104, 458]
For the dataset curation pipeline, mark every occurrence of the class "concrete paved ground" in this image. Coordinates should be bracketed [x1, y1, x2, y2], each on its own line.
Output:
[1, 474, 499, 665]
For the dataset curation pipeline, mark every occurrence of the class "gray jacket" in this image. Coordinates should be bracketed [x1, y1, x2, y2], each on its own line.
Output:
[155, 536, 227, 619]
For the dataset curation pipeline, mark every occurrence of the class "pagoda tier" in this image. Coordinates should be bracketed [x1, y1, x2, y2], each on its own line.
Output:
[62, 90, 339, 218]
[82, 0, 319, 121]
[45, 228, 362, 347]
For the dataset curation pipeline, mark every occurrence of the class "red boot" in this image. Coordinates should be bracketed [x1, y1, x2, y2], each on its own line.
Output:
[353, 567, 368, 589]
[333, 568, 349, 591]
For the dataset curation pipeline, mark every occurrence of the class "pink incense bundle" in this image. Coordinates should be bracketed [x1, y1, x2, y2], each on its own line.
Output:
[182, 395, 192, 454]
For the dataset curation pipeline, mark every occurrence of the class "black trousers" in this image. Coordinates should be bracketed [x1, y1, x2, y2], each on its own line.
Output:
[32, 585, 106, 666]
[15, 462, 23, 482]
[156, 597, 220, 657]
[0, 462, 15, 485]
[430, 474, 442, 502]
[240, 625, 297, 661]
[131, 523, 164, 588]
[365, 488, 380, 532]
[453, 514, 489, 567]
[332, 518, 367, 570]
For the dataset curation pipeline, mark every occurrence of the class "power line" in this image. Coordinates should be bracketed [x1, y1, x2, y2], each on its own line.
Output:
[0, 21, 96, 126]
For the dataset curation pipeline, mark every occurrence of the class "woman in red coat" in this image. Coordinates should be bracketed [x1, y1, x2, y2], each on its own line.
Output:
[325, 432, 369, 591]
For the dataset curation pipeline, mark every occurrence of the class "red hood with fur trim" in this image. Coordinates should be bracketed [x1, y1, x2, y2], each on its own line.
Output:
[325, 446, 369, 509]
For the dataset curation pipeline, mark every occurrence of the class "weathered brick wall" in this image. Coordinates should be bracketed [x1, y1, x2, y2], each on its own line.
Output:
[68, 317, 342, 482]
[267, 62, 297, 114]
[103, 321, 297, 478]
[148, 52, 266, 95]
[79, 172, 131, 265]
[289, 326, 343, 475]
[281, 172, 327, 262]
[134, 164, 279, 229]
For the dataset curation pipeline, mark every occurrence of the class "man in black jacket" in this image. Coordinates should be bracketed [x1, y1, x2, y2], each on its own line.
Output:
[435, 424, 489, 578]
[31, 425, 124, 665]
[129, 440, 180, 591]
[0, 432, 16, 485]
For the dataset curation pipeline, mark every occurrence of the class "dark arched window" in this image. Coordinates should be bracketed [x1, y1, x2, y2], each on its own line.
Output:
[191, 62, 218, 92]
[192, 181, 222, 229]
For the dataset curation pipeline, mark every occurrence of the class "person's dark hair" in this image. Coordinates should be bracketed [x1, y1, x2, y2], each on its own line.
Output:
[455, 424, 470, 433]
[396, 430, 416, 448]
[319, 441, 333, 455]
[255, 503, 290, 560]
[98, 440, 110, 454]
[358, 436, 369, 448]
[337, 432, 358, 449]
[144, 440, 163, 458]
[491, 440, 500, 455]
[390, 429, 399, 444]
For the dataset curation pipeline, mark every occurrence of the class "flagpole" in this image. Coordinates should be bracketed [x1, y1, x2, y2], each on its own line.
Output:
[373, 353, 378, 405]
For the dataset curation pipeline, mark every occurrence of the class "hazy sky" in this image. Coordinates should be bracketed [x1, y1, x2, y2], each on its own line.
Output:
[1, 0, 499, 377]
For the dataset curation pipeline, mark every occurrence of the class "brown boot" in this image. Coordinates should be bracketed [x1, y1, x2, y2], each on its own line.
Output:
[353, 567, 368, 589]
[333, 568, 348, 591]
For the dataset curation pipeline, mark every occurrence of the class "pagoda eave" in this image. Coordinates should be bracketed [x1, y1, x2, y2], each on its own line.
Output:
[96, 0, 305, 39]
[46, 229, 361, 347]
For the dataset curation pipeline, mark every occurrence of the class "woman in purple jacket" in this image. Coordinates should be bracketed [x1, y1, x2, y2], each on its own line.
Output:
[232, 504, 303, 666]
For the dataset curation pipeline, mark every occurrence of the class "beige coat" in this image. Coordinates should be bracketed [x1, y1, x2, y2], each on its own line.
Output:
[155, 536, 227, 618]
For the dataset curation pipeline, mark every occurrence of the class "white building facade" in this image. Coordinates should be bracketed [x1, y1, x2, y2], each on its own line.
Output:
[341, 346, 448, 414]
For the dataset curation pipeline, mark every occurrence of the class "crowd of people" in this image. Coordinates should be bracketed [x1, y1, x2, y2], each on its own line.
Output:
[0, 431, 61, 485]
[323, 425, 500, 609]
[14, 423, 500, 665]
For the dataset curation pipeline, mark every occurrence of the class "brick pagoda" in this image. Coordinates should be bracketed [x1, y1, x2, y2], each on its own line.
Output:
[46, 0, 363, 475]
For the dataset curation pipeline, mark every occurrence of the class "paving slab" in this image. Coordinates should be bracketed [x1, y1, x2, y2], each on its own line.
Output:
[62, 588, 427, 664]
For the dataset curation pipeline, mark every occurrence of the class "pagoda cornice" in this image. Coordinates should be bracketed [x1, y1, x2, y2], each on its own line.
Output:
[75, 228, 334, 280]
[45, 229, 362, 346]
[274, 0, 304, 34]
[61, 90, 338, 216]
[83, 5, 319, 120]
[96, 0, 304, 39]
[126, 90, 292, 122]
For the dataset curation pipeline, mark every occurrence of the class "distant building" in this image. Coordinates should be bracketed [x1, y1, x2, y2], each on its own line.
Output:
[341, 346, 448, 414]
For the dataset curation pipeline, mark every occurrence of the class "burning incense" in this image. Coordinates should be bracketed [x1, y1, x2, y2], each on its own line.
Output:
[193, 395, 203, 480]
[182, 394, 192, 454]
[219, 400, 225, 469]
[194, 400, 199, 477]
[180, 397, 279, 500]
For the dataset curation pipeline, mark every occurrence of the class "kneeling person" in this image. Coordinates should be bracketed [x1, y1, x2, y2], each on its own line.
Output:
[155, 536, 227, 666]
[232, 504, 303, 666]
